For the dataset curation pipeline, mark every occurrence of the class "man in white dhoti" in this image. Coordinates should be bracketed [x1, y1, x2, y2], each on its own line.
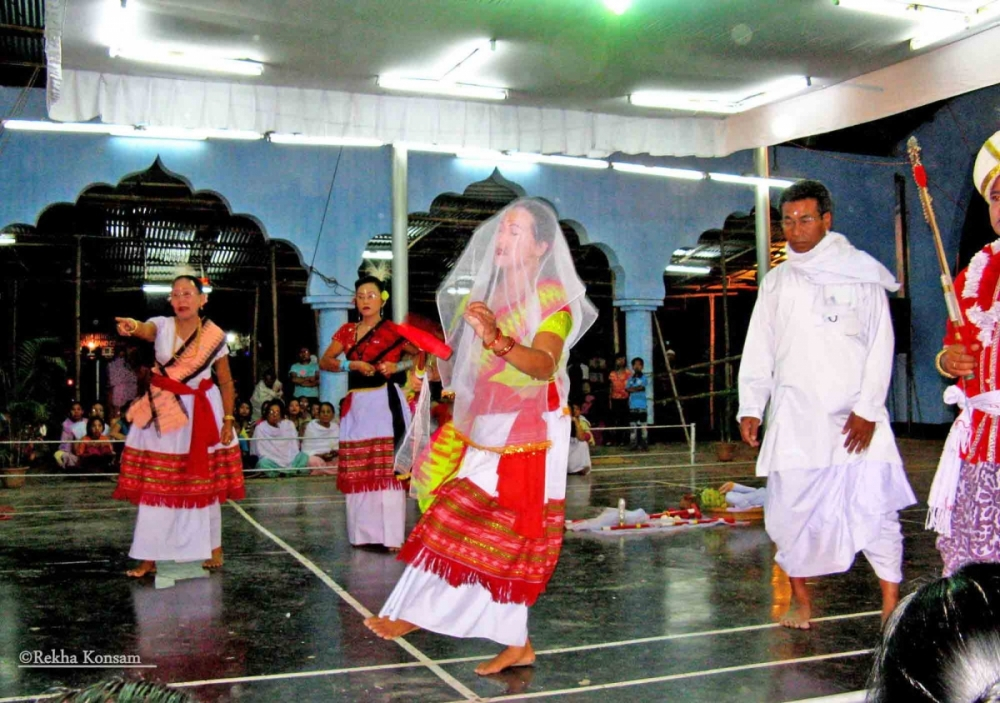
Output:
[738, 180, 916, 629]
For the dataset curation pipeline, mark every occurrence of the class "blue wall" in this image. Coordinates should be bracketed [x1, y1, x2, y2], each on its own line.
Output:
[4, 83, 998, 424]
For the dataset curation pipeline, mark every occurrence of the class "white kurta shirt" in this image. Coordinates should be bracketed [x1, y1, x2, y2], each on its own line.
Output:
[737, 235, 902, 476]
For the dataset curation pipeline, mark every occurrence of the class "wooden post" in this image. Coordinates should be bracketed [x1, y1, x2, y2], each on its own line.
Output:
[709, 294, 716, 431]
[74, 236, 82, 395]
[270, 243, 279, 376]
[720, 232, 733, 443]
[252, 283, 260, 385]
[653, 313, 691, 445]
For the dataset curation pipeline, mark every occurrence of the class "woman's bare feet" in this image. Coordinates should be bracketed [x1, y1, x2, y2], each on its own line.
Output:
[475, 640, 535, 676]
[364, 616, 420, 640]
[126, 560, 156, 578]
[202, 547, 224, 571]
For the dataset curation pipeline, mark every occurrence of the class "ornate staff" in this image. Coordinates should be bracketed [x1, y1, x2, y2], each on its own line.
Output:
[907, 136, 974, 379]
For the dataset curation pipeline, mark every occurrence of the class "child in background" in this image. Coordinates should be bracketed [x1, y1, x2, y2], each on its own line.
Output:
[626, 357, 648, 452]
[75, 416, 116, 475]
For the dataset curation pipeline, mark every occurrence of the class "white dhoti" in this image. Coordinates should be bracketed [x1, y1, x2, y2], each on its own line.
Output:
[345, 491, 407, 549]
[765, 461, 915, 582]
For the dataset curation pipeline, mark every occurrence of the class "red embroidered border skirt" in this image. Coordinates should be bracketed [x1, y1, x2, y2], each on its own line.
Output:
[397, 477, 565, 606]
[113, 445, 245, 508]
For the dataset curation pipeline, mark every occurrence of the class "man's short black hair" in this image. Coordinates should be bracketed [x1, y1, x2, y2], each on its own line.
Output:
[779, 179, 833, 216]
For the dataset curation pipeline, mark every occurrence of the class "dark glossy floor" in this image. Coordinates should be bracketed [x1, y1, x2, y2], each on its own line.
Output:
[0, 438, 945, 702]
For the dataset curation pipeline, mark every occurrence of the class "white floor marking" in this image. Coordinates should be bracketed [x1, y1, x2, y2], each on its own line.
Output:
[227, 501, 481, 701]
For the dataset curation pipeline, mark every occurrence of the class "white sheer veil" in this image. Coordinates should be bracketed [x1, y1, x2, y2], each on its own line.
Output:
[436, 197, 598, 446]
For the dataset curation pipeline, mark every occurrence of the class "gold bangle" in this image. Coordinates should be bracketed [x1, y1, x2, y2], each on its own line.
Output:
[935, 348, 956, 379]
[223, 414, 236, 421]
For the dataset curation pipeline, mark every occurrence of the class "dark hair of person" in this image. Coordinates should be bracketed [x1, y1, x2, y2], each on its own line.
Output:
[319, 401, 335, 415]
[264, 399, 286, 418]
[509, 198, 557, 246]
[868, 562, 1000, 703]
[779, 179, 833, 216]
[631, 357, 643, 366]
[86, 417, 104, 435]
[171, 274, 204, 292]
[355, 275, 385, 292]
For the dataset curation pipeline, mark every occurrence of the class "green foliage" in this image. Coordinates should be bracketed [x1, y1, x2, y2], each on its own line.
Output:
[0, 337, 67, 468]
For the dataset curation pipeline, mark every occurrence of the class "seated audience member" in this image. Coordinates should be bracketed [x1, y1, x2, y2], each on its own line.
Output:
[567, 403, 594, 475]
[250, 370, 283, 421]
[288, 397, 310, 435]
[107, 406, 129, 442]
[54, 402, 87, 469]
[868, 562, 1000, 703]
[302, 402, 340, 476]
[233, 400, 255, 464]
[309, 400, 321, 423]
[75, 417, 116, 475]
[252, 400, 308, 478]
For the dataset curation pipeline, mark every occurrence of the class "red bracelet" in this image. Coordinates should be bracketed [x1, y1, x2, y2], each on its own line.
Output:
[493, 335, 516, 357]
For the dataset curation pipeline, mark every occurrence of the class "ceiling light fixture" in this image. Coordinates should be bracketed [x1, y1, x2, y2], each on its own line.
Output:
[672, 248, 721, 259]
[376, 76, 508, 101]
[110, 46, 264, 76]
[505, 152, 610, 169]
[3, 120, 117, 134]
[708, 172, 796, 188]
[629, 76, 810, 114]
[109, 126, 208, 141]
[603, 0, 632, 15]
[362, 250, 394, 260]
[203, 129, 263, 141]
[833, 0, 956, 21]
[268, 134, 385, 147]
[665, 264, 712, 276]
[0, 233, 15, 246]
[143, 283, 213, 294]
[611, 162, 705, 181]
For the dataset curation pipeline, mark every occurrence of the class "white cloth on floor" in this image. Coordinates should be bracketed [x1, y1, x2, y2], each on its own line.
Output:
[129, 502, 221, 562]
[345, 490, 406, 548]
[725, 484, 767, 509]
[764, 461, 913, 581]
[566, 507, 650, 531]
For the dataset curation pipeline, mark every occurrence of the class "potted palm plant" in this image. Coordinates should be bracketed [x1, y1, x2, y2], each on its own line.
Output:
[1, 338, 66, 488]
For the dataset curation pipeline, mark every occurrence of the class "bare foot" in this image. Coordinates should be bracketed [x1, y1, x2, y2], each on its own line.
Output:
[779, 604, 812, 630]
[126, 560, 156, 578]
[475, 640, 536, 676]
[202, 547, 224, 571]
[388, 546, 401, 553]
[364, 616, 419, 640]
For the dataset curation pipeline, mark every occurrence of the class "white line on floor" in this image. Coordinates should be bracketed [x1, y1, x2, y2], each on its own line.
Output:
[227, 500, 481, 702]
[0, 611, 881, 702]
[447, 648, 874, 702]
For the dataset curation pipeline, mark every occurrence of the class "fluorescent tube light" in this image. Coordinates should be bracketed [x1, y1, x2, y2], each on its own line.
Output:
[834, 0, 957, 22]
[708, 173, 796, 188]
[377, 76, 507, 101]
[446, 287, 472, 295]
[673, 248, 720, 259]
[363, 250, 394, 260]
[203, 129, 263, 141]
[109, 126, 208, 141]
[0, 233, 15, 246]
[604, 0, 632, 15]
[143, 283, 213, 293]
[505, 152, 609, 169]
[3, 120, 117, 134]
[630, 76, 809, 114]
[665, 264, 712, 276]
[110, 46, 264, 76]
[611, 162, 705, 181]
[269, 134, 385, 147]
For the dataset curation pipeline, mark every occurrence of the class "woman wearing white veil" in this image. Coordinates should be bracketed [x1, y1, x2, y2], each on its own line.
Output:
[365, 198, 597, 674]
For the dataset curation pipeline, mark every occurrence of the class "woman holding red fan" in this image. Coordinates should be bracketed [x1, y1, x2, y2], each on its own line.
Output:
[319, 276, 417, 550]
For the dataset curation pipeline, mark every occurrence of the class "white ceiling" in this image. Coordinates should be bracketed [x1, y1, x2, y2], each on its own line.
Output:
[56, 0, 1000, 120]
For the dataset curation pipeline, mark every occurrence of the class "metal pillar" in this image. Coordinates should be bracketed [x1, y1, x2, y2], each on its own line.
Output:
[391, 145, 408, 323]
[754, 147, 772, 284]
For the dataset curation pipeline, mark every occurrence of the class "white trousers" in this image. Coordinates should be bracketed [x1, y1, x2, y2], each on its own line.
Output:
[345, 490, 407, 548]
